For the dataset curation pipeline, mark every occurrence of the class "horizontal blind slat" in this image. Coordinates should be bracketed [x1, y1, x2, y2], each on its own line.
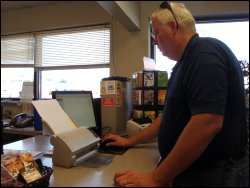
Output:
[1, 34, 34, 65]
[1, 25, 110, 69]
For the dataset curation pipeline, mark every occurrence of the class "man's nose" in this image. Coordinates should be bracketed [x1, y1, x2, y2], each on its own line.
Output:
[152, 38, 158, 45]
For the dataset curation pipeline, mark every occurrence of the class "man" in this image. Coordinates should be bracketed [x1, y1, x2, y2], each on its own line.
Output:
[102, 2, 249, 187]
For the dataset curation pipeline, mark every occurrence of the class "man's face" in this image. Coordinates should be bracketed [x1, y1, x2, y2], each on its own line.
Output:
[151, 17, 176, 60]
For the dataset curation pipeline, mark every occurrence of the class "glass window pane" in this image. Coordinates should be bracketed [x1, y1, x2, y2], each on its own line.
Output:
[1, 68, 34, 98]
[41, 68, 109, 99]
[196, 22, 249, 61]
[155, 21, 249, 77]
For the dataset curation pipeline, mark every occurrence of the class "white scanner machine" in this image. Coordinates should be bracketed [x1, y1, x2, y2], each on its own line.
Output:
[32, 99, 104, 168]
[126, 119, 150, 137]
[50, 127, 100, 168]
[126, 119, 157, 142]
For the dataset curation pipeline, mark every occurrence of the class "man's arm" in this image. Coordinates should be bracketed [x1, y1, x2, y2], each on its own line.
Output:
[102, 115, 162, 147]
[128, 114, 162, 146]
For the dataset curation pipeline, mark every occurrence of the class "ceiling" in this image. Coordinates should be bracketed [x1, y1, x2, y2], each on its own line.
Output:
[1, 1, 62, 11]
[1, 1, 141, 31]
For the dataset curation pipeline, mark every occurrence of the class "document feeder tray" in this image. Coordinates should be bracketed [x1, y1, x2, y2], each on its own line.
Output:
[50, 127, 100, 168]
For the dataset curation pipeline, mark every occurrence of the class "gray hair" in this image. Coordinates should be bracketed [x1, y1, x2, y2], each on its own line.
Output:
[151, 2, 196, 33]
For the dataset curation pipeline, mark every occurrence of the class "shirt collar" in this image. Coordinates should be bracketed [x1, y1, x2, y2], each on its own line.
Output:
[171, 33, 199, 72]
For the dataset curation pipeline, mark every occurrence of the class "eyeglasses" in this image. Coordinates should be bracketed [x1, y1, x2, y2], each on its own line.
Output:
[150, 31, 158, 39]
[160, 1, 179, 30]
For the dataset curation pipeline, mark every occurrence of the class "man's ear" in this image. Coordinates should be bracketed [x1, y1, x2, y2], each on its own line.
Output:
[169, 20, 178, 33]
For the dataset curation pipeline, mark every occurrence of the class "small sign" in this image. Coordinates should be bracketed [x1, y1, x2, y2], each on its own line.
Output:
[100, 81, 116, 95]
[102, 98, 114, 107]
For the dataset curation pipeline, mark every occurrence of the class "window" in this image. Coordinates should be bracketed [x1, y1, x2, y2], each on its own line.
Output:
[1, 34, 34, 98]
[154, 21, 249, 81]
[1, 25, 110, 99]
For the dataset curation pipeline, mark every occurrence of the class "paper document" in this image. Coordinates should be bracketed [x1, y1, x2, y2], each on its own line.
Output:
[143, 56, 156, 70]
[56, 126, 99, 152]
[32, 100, 77, 134]
[20, 82, 34, 101]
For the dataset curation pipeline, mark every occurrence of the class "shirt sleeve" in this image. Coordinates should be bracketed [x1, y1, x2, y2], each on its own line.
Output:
[183, 53, 227, 115]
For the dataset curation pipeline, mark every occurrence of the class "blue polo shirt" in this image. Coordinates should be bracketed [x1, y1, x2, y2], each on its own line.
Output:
[158, 33, 248, 168]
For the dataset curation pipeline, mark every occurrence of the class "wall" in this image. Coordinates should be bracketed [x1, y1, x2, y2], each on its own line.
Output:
[1, 1, 249, 78]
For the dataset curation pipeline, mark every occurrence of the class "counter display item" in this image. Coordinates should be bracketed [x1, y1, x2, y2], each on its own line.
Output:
[1, 151, 53, 187]
[132, 70, 168, 121]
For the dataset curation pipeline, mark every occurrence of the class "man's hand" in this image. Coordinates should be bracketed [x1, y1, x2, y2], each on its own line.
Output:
[114, 169, 161, 187]
[101, 134, 133, 148]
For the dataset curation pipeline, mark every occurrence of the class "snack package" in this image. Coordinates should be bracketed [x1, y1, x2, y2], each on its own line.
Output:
[1, 152, 43, 185]
[1, 164, 24, 187]
[20, 167, 43, 184]
[19, 153, 42, 184]
[1, 164, 16, 187]
[1, 153, 25, 178]
[19, 153, 37, 170]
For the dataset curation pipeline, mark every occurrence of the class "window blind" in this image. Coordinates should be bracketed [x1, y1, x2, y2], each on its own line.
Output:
[35, 25, 110, 70]
[1, 34, 34, 67]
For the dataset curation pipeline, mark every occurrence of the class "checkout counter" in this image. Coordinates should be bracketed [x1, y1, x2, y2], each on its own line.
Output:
[3, 135, 159, 187]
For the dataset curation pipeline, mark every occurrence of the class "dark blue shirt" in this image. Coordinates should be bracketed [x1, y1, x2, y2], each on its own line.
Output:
[158, 33, 248, 168]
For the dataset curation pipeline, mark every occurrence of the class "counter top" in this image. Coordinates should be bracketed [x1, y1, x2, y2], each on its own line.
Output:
[3, 135, 160, 187]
